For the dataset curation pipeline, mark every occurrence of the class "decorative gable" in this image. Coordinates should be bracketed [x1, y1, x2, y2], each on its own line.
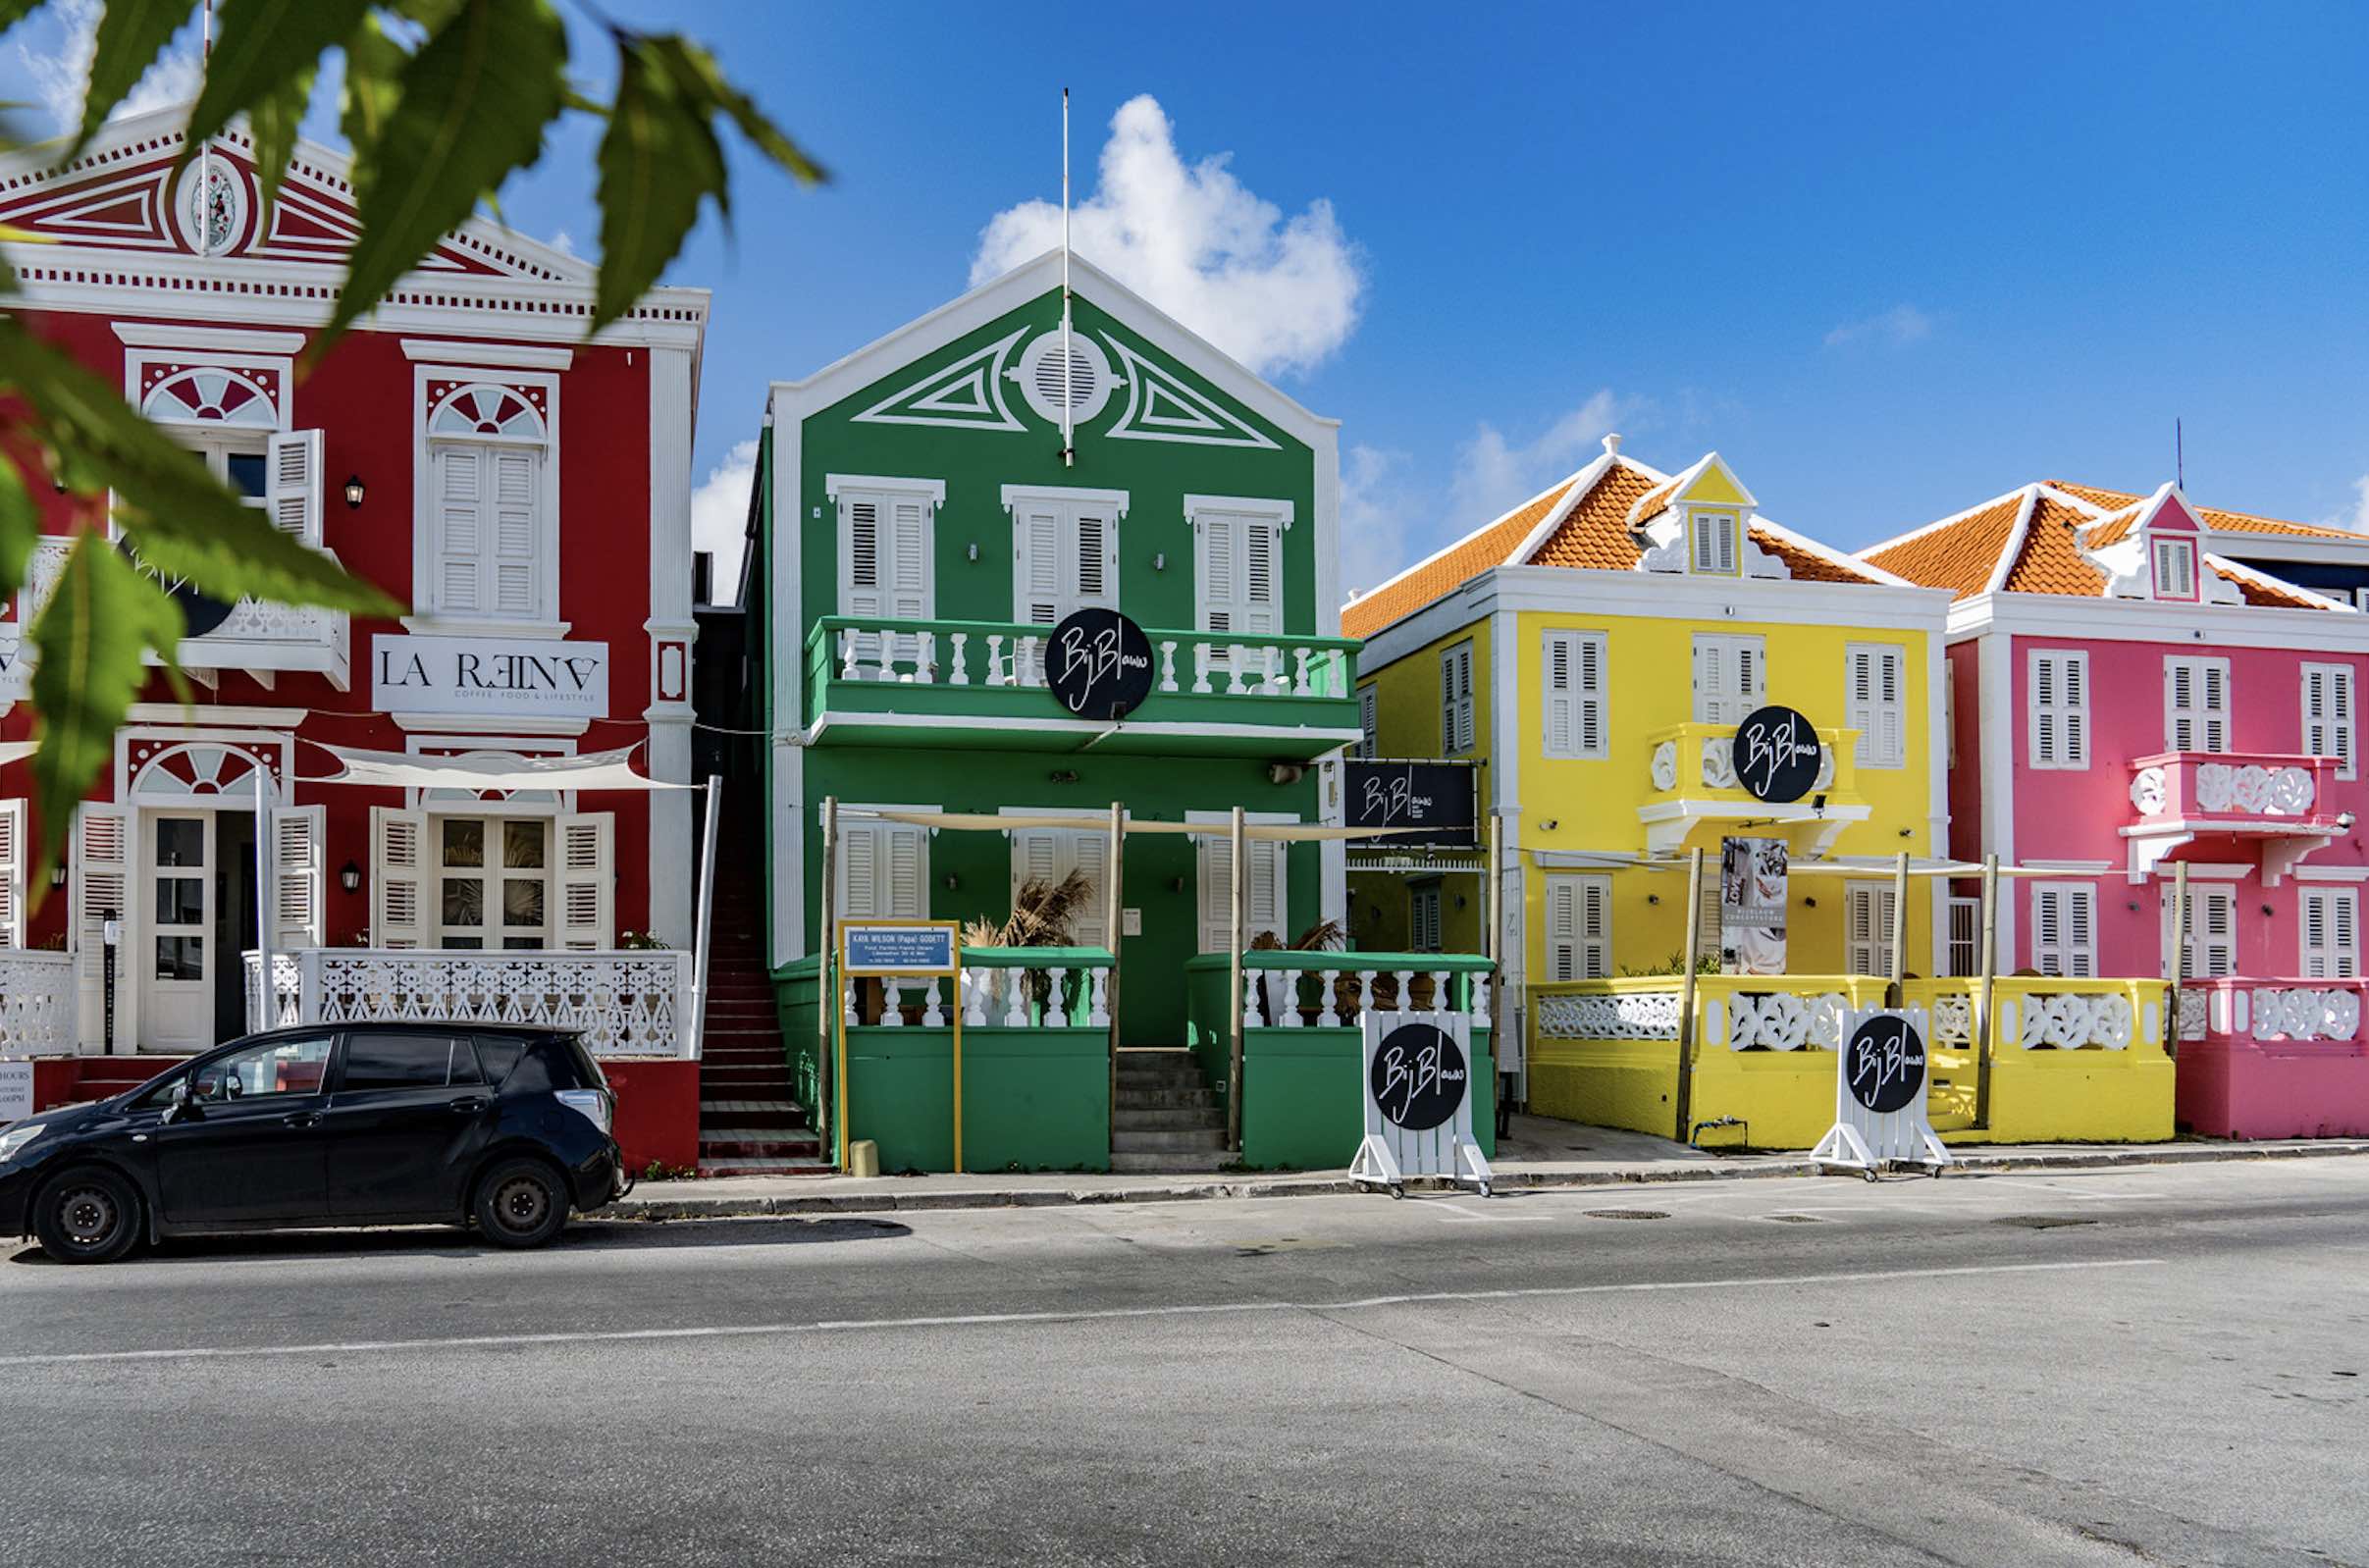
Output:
[1631, 452, 1787, 579]
[2084, 484, 2239, 604]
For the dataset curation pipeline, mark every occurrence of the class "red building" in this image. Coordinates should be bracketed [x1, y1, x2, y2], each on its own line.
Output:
[0, 106, 707, 1163]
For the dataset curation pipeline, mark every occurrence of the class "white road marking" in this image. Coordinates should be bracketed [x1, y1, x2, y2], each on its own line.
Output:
[1416, 1200, 1553, 1224]
[0, 1257, 2162, 1370]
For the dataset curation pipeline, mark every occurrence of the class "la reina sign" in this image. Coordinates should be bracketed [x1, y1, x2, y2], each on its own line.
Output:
[371, 634, 610, 719]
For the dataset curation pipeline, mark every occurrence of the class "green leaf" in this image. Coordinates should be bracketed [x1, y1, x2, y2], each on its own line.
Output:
[70, 0, 189, 159]
[0, 4, 51, 39]
[26, 535, 185, 881]
[591, 38, 726, 333]
[179, 0, 369, 170]
[243, 61, 315, 220]
[0, 453, 38, 597]
[0, 320, 397, 615]
[337, 12, 406, 167]
[318, 0, 566, 355]
[648, 36, 827, 185]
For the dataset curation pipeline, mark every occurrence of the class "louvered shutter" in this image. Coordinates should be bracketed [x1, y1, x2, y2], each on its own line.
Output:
[556, 811, 615, 950]
[2032, 885, 2064, 974]
[2166, 658, 2230, 754]
[0, 798, 22, 947]
[1240, 519, 1278, 636]
[269, 806, 325, 951]
[1544, 633, 1579, 758]
[1580, 876, 1610, 978]
[1440, 643, 1474, 754]
[844, 497, 883, 617]
[1199, 512, 1236, 636]
[1693, 636, 1764, 725]
[2063, 886, 2096, 977]
[1577, 633, 1605, 756]
[1247, 840, 1285, 942]
[1019, 502, 1065, 625]
[1545, 876, 1578, 981]
[1848, 646, 1906, 767]
[883, 824, 925, 920]
[2200, 662, 2229, 752]
[369, 808, 427, 948]
[1357, 686, 1377, 758]
[2062, 654, 2087, 761]
[490, 448, 541, 617]
[72, 804, 128, 1045]
[2169, 888, 2237, 978]
[839, 827, 879, 918]
[2303, 890, 2358, 980]
[2304, 664, 2356, 778]
[266, 429, 323, 547]
[1197, 832, 1232, 954]
[2031, 652, 2089, 767]
[1196, 510, 1277, 680]
[435, 446, 485, 614]
[889, 498, 931, 618]
[1846, 884, 1894, 976]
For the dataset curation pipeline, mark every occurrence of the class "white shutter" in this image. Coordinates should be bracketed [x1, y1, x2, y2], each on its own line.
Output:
[2303, 889, 2358, 980]
[883, 823, 925, 921]
[2166, 886, 2237, 979]
[1440, 641, 1474, 754]
[556, 811, 615, 950]
[2032, 882, 2096, 977]
[0, 798, 23, 947]
[1846, 884, 1895, 976]
[1848, 645, 1905, 767]
[434, 446, 485, 615]
[839, 826, 879, 918]
[1543, 631, 1606, 759]
[1240, 518, 1278, 637]
[1545, 876, 1577, 980]
[266, 428, 323, 547]
[1693, 635, 1764, 725]
[490, 447, 540, 617]
[1357, 686, 1377, 758]
[844, 497, 882, 617]
[2304, 664, 2356, 780]
[1008, 827, 1107, 948]
[1580, 876, 1609, 978]
[888, 497, 931, 619]
[1197, 832, 1232, 954]
[268, 806, 325, 951]
[1195, 826, 1285, 951]
[1198, 511, 1236, 636]
[2166, 657, 2230, 754]
[2030, 650, 2088, 767]
[1690, 513, 1737, 574]
[1544, 874, 1609, 981]
[72, 804, 128, 1046]
[1195, 509, 1278, 678]
[1019, 502, 1065, 625]
[370, 807, 428, 949]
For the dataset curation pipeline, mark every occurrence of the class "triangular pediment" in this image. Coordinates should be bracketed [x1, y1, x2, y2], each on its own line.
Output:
[2134, 484, 2203, 535]
[0, 102, 592, 285]
[1673, 452, 1755, 508]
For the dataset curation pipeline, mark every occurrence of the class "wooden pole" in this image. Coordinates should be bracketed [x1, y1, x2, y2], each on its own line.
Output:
[1887, 850, 1911, 1007]
[1486, 811, 1503, 1118]
[1105, 800, 1124, 1155]
[1673, 845, 1705, 1143]
[818, 795, 839, 1167]
[1974, 853, 1998, 1128]
[2170, 860, 2190, 1054]
[1227, 806, 1246, 1152]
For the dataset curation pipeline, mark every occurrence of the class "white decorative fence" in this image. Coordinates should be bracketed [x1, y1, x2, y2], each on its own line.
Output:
[824, 618, 1353, 702]
[2182, 979, 2367, 1045]
[245, 948, 694, 1058]
[0, 951, 77, 1053]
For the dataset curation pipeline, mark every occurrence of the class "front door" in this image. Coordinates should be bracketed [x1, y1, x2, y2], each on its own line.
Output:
[143, 811, 214, 1051]
[151, 1032, 335, 1226]
[321, 1029, 497, 1219]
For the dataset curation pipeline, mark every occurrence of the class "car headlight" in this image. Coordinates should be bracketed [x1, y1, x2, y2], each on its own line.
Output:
[0, 1123, 46, 1165]
[555, 1089, 612, 1136]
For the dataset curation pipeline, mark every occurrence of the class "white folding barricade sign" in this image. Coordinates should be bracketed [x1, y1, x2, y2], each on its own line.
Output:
[1350, 1010, 1495, 1196]
[1812, 1006, 1953, 1177]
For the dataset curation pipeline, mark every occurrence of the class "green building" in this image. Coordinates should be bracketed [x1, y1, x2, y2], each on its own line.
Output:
[751, 253, 1490, 1173]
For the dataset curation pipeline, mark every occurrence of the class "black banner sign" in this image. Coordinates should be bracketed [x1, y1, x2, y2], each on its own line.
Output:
[1369, 1021, 1469, 1131]
[1046, 609, 1155, 722]
[1731, 705, 1822, 804]
[1844, 1014, 1927, 1114]
[1343, 759, 1479, 848]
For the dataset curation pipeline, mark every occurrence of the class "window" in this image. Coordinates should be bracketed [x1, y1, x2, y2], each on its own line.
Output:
[2030, 882, 2098, 977]
[834, 475, 940, 673]
[424, 382, 554, 625]
[1845, 883, 1896, 977]
[1692, 634, 1764, 725]
[437, 816, 552, 950]
[1190, 496, 1287, 679]
[1544, 874, 1609, 980]
[2303, 663, 2356, 780]
[1441, 640, 1475, 755]
[837, 817, 929, 921]
[163, 1033, 335, 1105]
[340, 1032, 484, 1092]
[1193, 816, 1288, 953]
[2302, 888, 2359, 980]
[1946, 894, 1980, 976]
[2028, 650, 2089, 768]
[370, 807, 611, 949]
[1009, 822, 1110, 948]
[1409, 882, 1443, 954]
[1846, 644, 1907, 768]
[1009, 485, 1125, 625]
[1689, 511, 1739, 575]
[2164, 885, 2237, 979]
[1016, 331, 1115, 427]
[1543, 630, 1607, 759]
[1356, 685, 1378, 758]
[2151, 537, 2197, 600]
[2165, 656, 2231, 754]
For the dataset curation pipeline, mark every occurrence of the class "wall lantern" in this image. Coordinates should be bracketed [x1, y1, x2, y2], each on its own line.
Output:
[342, 474, 366, 509]
[339, 860, 362, 895]
[49, 862, 67, 889]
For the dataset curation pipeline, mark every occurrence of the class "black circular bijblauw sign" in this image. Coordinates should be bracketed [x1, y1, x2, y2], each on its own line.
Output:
[1369, 1021, 1469, 1132]
[1046, 608, 1155, 721]
[1730, 705, 1822, 804]
[1844, 1014, 1927, 1115]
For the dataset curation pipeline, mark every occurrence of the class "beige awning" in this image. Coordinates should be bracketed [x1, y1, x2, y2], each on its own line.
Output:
[305, 743, 698, 793]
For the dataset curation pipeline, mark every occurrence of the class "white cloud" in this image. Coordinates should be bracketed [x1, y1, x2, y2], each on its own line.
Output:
[1448, 390, 1628, 525]
[1824, 303, 1933, 349]
[969, 94, 1363, 379]
[547, 230, 577, 257]
[1339, 444, 1425, 601]
[690, 438, 760, 597]
[19, 0, 201, 137]
[2325, 474, 2369, 533]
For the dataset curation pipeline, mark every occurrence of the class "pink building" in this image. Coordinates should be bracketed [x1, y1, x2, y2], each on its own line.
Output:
[1867, 481, 2369, 1138]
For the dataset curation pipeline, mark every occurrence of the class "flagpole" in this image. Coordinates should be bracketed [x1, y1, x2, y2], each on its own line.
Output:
[1060, 86, 1074, 469]
[197, 0, 214, 251]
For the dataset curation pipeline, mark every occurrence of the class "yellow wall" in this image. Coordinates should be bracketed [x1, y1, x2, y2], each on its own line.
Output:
[1349, 613, 1492, 956]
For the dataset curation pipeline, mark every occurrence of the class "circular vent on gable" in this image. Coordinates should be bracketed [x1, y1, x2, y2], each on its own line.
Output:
[1017, 332, 1114, 428]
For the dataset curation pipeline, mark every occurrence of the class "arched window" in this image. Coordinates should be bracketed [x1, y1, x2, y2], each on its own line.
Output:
[141, 367, 279, 428]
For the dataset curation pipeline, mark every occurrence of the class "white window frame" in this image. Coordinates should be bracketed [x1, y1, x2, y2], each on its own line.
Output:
[2151, 536, 2197, 601]
[1356, 683, 1378, 758]
[2303, 662, 2356, 781]
[1188, 810, 1291, 954]
[429, 812, 561, 951]
[1945, 893, 1979, 977]
[1544, 872, 1610, 981]
[1002, 806, 1113, 950]
[1542, 629, 1607, 759]
[1409, 880, 1444, 954]
[1846, 642, 1907, 768]
[1007, 483, 1128, 626]
[1187, 494, 1289, 674]
[1845, 881, 1896, 977]
[2027, 649, 2090, 769]
[2302, 888, 2360, 980]
[1691, 633, 1765, 725]
[408, 363, 563, 638]
[830, 802, 935, 922]
[2164, 655, 2232, 755]
[2163, 884, 2237, 979]
[1688, 510, 1739, 575]
[2028, 881, 2098, 978]
[1441, 639, 1476, 756]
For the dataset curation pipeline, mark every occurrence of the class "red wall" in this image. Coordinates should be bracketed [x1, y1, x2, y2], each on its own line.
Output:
[604, 1058, 701, 1175]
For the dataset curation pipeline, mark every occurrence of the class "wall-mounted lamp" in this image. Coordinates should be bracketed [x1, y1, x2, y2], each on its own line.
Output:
[967, 542, 979, 562]
[1647, 893, 1660, 906]
[1265, 760, 1305, 786]
[1152, 551, 1167, 571]
[2128, 901, 2141, 913]
[49, 862, 67, 889]
[1454, 895, 1467, 910]
[943, 872, 961, 892]
[1898, 827, 1914, 838]
[2342, 811, 2358, 830]
[339, 860, 362, 895]
[342, 475, 366, 509]
[1539, 819, 1559, 832]
[2262, 904, 2275, 917]
[1804, 896, 1818, 909]
[1050, 769, 1079, 784]
[1171, 875, 1187, 894]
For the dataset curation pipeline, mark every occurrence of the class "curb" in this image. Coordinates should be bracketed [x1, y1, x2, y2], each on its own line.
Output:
[607, 1139, 2369, 1222]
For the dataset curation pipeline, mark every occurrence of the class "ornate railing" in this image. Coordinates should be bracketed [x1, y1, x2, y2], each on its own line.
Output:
[1534, 975, 1885, 1050]
[2126, 752, 2339, 829]
[0, 951, 77, 1053]
[1902, 977, 2161, 1051]
[1643, 721, 1857, 802]
[1228, 951, 1493, 1029]
[244, 947, 694, 1058]
[2177, 978, 2366, 1045]
[838, 945, 1116, 1029]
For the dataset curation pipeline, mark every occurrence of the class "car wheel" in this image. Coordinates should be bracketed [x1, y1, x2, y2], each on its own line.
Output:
[473, 1157, 569, 1249]
[33, 1167, 142, 1265]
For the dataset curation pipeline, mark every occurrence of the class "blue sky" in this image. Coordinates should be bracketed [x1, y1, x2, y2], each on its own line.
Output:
[8, 1, 2369, 590]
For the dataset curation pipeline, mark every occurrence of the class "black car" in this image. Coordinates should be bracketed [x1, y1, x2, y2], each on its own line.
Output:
[0, 1023, 628, 1263]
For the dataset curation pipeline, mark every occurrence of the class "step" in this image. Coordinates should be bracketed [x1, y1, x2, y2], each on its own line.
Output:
[1111, 1087, 1217, 1111]
[1113, 1107, 1226, 1132]
[1108, 1151, 1230, 1176]
[699, 1097, 808, 1121]
[1111, 1128, 1228, 1154]
[696, 1156, 840, 1178]
[699, 1132, 823, 1160]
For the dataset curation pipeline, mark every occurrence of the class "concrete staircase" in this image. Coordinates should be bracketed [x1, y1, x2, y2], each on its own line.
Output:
[697, 848, 830, 1177]
[1110, 1048, 1228, 1174]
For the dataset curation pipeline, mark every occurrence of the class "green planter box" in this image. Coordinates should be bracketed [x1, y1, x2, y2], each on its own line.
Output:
[1241, 1027, 1494, 1171]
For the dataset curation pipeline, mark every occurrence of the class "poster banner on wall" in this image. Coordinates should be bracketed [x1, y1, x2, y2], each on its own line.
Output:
[1720, 836, 1788, 975]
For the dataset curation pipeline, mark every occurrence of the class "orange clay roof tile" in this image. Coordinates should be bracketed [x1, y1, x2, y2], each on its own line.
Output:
[2216, 563, 2327, 608]
[2003, 496, 2108, 595]
[1340, 480, 1575, 639]
[2079, 503, 2144, 549]
[1525, 463, 1659, 569]
[1862, 493, 2027, 600]
[2052, 482, 2360, 541]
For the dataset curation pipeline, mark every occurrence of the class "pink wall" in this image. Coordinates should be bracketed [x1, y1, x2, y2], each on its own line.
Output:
[1946, 640, 1983, 864]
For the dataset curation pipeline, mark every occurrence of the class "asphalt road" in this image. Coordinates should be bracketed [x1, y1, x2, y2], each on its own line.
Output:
[5, 1158, 2366, 1567]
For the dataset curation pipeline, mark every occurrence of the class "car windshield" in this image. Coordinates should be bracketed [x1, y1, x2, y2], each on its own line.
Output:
[139, 1035, 336, 1106]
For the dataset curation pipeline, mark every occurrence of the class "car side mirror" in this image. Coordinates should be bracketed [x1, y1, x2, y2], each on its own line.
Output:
[163, 1076, 198, 1124]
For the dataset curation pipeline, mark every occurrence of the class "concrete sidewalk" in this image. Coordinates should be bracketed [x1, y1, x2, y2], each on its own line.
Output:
[610, 1115, 2369, 1221]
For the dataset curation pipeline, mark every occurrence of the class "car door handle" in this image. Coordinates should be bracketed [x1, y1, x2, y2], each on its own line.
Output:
[448, 1097, 490, 1116]
[281, 1112, 320, 1129]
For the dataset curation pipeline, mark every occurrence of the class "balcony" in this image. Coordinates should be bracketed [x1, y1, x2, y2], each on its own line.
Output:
[2122, 751, 2343, 882]
[1636, 721, 1867, 855]
[804, 615, 1362, 759]
[247, 947, 696, 1058]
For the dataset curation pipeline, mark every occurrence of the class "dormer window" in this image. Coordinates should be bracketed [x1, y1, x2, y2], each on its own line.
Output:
[1689, 511, 1739, 575]
[2151, 537, 2197, 601]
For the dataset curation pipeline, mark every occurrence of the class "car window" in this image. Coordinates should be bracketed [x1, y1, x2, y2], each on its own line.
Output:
[473, 1035, 528, 1085]
[340, 1032, 476, 1093]
[150, 1034, 336, 1105]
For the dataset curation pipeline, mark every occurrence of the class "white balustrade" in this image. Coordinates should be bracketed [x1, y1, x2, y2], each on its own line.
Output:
[245, 948, 694, 1057]
[880, 978, 905, 1027]
[0, 952, 77, 1053]
[1534, 988, 1683, 1040]
[921, 978, 944, 1027]
[986, 634, 1008, 687]
[1428, 970, 1450, 1016]
[1318, 970, 1342, 1027]
[948, 632, 970, 685]
[1159, 642, 1180, 693]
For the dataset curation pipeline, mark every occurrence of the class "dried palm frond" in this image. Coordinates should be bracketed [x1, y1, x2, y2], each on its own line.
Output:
[1247, 930, 1286, 951]
[1290, 918, 1345, 952]
[1002, 869, 1092, 948]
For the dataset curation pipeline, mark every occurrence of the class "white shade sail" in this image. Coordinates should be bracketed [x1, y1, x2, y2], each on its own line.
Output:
[306, 743, 697, 793]
[844, 808, 1426, 843]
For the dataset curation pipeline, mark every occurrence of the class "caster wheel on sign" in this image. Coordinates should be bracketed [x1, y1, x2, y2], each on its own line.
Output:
[1390, 1184, 1405, 1201]
[1477, 1182, 1494, 1199]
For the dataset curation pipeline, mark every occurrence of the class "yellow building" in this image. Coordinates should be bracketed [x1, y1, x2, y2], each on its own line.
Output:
[1342, 439, 1955, 1124]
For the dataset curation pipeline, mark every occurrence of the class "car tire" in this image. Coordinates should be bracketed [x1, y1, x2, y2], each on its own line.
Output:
[472, 1157, 570, 1249]
[33, 1167, 143, 1265]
